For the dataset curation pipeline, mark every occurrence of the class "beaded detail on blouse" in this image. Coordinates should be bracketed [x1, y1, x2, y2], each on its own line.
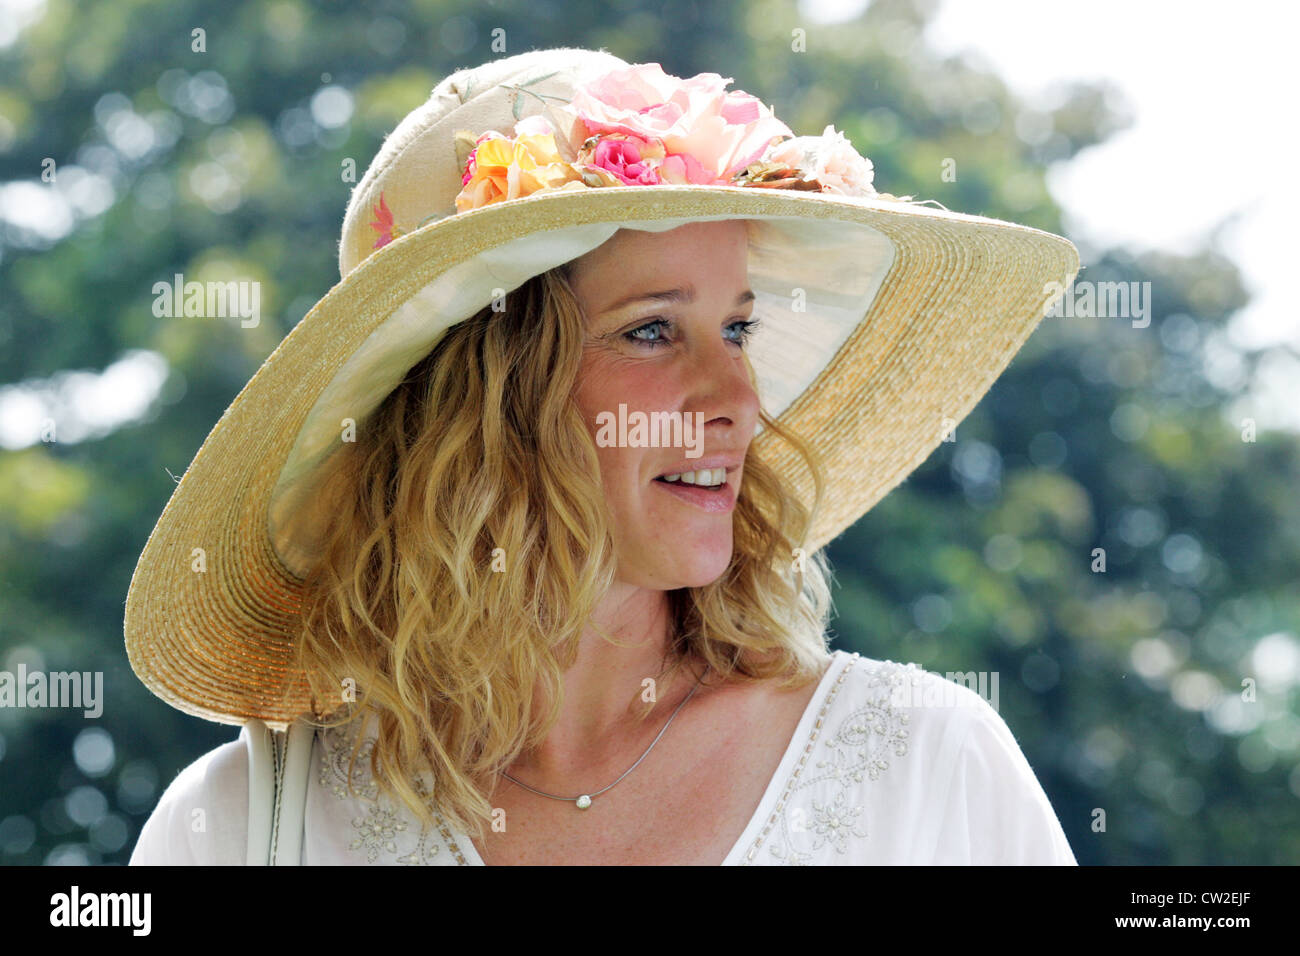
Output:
[316, 720, 470, 865]
[739, 654, 916, 865]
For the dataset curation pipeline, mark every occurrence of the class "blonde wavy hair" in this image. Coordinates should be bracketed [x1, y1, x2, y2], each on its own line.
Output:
[293, 258, 836, 842]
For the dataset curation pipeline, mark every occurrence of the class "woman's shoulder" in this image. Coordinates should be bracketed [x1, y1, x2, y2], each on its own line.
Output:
[799, 650, 975, 788]
[128, 728, 249, 866]
[748, 649, 1075, 864]
[831, 647, 991, 707]
[830, 653, 1038, 794]
[823, 649, 1018, 763]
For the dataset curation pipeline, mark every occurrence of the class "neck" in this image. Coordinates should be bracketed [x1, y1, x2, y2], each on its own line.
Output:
[510, 582, 704, 784]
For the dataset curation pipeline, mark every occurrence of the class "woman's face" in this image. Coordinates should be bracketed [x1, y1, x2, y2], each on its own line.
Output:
[567, 220, 761, 590]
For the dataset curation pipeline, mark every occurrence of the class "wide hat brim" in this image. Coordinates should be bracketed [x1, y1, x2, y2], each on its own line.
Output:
[124, 182, 1078, 728]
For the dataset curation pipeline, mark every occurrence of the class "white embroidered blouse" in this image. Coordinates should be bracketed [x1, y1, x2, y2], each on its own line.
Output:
[129, 650, 1077, 865]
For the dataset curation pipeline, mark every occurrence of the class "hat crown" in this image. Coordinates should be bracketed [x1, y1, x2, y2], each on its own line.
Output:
[339, 47, 630, 279]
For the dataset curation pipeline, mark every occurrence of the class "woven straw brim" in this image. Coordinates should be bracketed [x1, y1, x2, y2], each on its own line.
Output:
[124, 184, 1077, 727]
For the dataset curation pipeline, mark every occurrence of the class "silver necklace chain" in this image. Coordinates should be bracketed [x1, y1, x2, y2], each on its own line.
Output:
[500, 670, 705, 810]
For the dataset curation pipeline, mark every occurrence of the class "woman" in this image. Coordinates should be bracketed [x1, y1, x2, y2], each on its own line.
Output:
[126, 47, 1079, 865]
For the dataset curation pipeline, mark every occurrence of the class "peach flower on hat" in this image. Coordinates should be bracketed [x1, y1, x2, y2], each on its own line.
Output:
[563, 62, 793, 184]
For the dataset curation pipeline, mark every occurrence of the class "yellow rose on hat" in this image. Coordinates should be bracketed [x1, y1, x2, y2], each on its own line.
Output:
[455, 117, 587, 212]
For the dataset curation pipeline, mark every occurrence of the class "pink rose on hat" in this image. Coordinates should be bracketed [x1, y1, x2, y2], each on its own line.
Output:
[563, 63, 793, 184]
[589, 136, 663, 185]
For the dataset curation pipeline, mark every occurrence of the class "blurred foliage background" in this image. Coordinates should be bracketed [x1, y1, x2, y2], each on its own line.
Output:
[1, 0, 1297, 865]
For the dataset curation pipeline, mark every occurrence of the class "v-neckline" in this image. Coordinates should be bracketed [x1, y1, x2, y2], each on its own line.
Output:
[453, 649, 851, 866]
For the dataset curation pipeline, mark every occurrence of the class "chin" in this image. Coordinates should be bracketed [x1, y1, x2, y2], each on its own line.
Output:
[673, 568, 730, 590]
[661, 544, 734, 590]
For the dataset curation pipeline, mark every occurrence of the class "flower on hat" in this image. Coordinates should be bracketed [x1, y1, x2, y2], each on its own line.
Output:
[369, 193, 400, 249]
[760, 125, 877, 196]
[450, 62, 880, 214]
[566, 62, 793, 184]
[455, 123, 588, 213]
[589, 135, 664, 185]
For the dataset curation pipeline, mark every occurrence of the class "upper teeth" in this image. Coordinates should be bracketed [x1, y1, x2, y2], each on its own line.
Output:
[661, 468, 726, 486]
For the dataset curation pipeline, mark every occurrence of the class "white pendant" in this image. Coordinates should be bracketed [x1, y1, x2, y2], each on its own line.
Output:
[576, 794, 592, 809]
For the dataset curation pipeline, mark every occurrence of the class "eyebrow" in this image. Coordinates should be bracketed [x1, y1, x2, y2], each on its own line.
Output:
[599, 286, 756, 315]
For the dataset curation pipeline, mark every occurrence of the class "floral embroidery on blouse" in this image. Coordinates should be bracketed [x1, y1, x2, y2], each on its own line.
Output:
[316, 720, 466, 865]
[739, 654, 916, 865]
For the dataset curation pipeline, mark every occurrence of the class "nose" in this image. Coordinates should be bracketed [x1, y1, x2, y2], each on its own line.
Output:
[681, 331, 761, 446]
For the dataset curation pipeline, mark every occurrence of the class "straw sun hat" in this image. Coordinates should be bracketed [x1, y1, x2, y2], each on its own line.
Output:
[124, 46, 1078, 728]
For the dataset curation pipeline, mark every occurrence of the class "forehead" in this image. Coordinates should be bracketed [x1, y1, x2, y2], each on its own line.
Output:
[567, 220, 751, 304]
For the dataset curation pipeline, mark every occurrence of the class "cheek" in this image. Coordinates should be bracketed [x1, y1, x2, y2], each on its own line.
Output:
[575, 355, 677, 496]
[574, 353, 677, 428]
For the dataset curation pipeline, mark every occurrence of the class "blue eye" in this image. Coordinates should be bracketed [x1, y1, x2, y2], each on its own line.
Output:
[726, 319, 761, 345]
[623, 317, 761, 349]
[625, 318, 672, 347]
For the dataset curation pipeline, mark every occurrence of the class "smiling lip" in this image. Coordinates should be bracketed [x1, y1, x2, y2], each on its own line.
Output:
[649, 453, 743, 513]
[651, 456, 744, 481]
[652, 475, 737, 513]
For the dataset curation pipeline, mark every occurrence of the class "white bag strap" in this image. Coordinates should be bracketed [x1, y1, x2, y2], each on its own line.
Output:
[245, 720, 274, 865]
[244, 718, 314, 865]
[271, 720, 314, 865]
